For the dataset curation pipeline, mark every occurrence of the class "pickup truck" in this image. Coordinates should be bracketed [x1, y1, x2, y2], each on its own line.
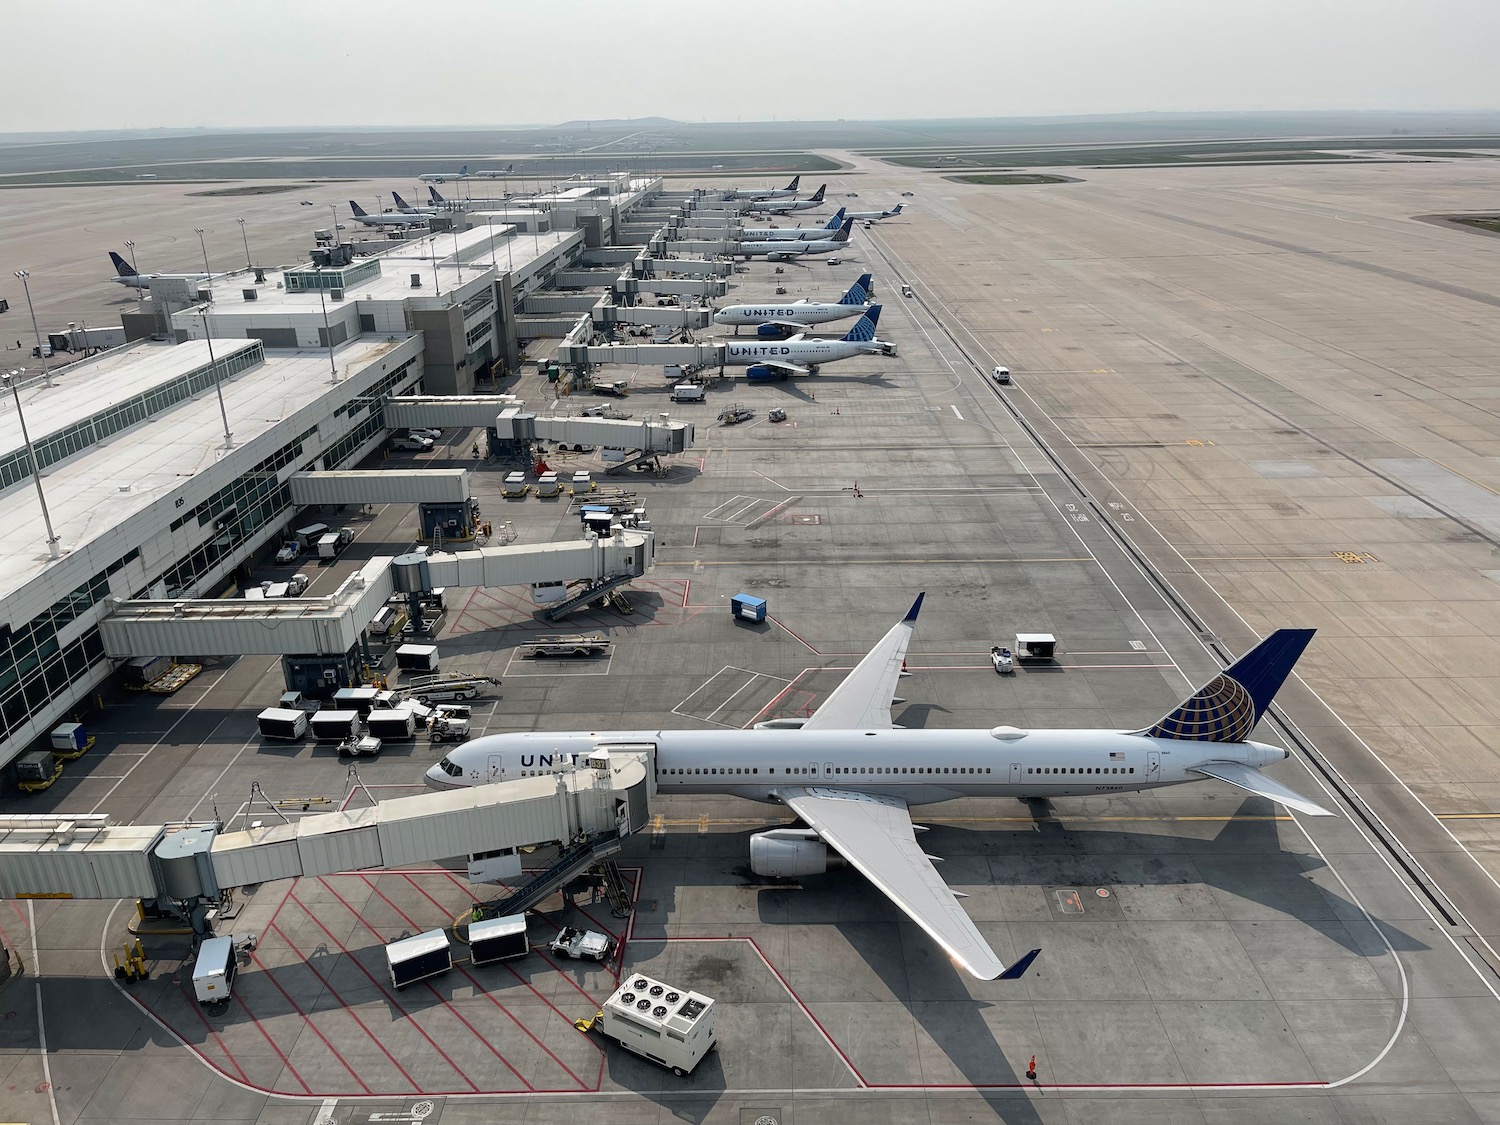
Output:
[549, 927, 616, 963]
[391, 434, 434, 453]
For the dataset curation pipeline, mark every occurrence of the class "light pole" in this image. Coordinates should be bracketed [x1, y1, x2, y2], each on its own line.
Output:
[313, 266, 338, 383]
[452, 226, 463, 283]
[13, 271, 52, 387]
[193, 227, 212, 283]
[123, 239, 139, 275]
[3, 369, 62, 559]
[236, 218, 252, 271]
[329, 203, 340, 247]
[196, 305, 233, 449]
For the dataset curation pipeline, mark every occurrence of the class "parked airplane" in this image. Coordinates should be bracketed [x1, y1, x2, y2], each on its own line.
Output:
[737, 219, 853, 262]
[424, 596, 1330, 979]
[721, 305, 893, 377]
[739, 208, 847, 242]
[745, 184, 827, 215]
[468, 164, 516, 179]
[391, 190, 443, 215]
[713, 273, 873, 335]
[107, 251, 209, 290]
[418, 164, 469, 183]
[723, 175, 801, 202]
[846, 204, 904, 221]
[347, 200, 429, 229]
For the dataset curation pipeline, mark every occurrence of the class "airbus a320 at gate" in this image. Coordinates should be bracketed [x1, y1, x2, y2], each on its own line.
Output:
[720, 305, 894, 378]
[426, 595, 1332, 979]
[738, 208, 847, 242]
[713, 273, 873, 335]
[745, 184, 827, 214]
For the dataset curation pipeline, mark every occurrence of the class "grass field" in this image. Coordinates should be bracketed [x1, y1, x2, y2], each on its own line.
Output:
[1454, 217, 1500, 234]
[951, 173, 1075, 185]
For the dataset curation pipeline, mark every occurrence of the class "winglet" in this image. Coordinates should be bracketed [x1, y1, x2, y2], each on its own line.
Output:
[998, 948, 1041, 980]
[904, 592, 925, 623]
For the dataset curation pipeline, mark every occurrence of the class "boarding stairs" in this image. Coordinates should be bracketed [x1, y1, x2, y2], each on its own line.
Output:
[487, 831, 624, 918]
[542, 573, 638, 621]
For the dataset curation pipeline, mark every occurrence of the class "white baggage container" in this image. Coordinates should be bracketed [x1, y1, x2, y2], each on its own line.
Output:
[192, 936, 237, 1006]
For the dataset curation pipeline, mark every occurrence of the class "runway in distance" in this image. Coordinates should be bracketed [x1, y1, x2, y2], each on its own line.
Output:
[425, 595, 1332, 979]
[739, 208, 847, 241]
[745, 184, 827, 214]
[107, 251, 209, 290]
[737, 218, 853, 262]
[347, 200, 429, 229]
[723, 175, 801, 202]
[713, 272, 874, 334]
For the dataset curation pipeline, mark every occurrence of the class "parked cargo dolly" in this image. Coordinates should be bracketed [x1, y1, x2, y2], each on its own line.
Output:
[520, 634, 612, 658]
[50, 722, 95, 760]
[15, 750, 64, 793]
[502, 472, 530, 498]
[386, 928, 454, 991]
[468, 914, 530, 965]
[718, 403, 755, 426]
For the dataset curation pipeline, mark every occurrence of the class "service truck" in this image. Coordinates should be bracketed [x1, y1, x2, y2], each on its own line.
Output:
[257, 708, 309, 742]
[366, 708, 418, 740]
[595, 973, 717, 1077]
[317, 527, 354, 560]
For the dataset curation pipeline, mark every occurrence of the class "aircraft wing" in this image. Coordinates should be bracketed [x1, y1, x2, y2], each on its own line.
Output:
[760, 320, 817, 331]
[753, 359, 810, 377]
[775, 786, 1008, 979]
[1189, 760, 1335, 816]
[800, 593, 923, 730]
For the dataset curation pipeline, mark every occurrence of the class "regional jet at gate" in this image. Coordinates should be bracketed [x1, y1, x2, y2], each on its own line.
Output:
[713, 273, 873, 335]
[845, 203, 904, 221]
[723, 175, 801, 202]
[739, 209, 847, 242]
[744, 184, 827, 214]
[425, 595, 1332, 980]
[348, 200, 430, 229]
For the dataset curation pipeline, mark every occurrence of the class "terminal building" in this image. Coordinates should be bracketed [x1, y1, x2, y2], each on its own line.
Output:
[0, 172, 722, 772]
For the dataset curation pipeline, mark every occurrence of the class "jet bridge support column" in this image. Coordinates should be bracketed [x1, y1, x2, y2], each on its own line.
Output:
[392, 551, 433, 637]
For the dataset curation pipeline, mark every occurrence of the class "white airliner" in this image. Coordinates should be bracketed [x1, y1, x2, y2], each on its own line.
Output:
[419, 164, 469, 183]
[845, 203, 904, 221]
[722, 305, 893, 377]
[468, 164, 515, 179]
[713, 273, 873, 335]
[745, 184, 827, 215]
[107, 252, 209, 290]
[739, 209, 847, 242]
[723, 175, 801, 202]
[424, 595, 1331, 979]
[347, 200, 430, 229]
[738, 219, 853, 262]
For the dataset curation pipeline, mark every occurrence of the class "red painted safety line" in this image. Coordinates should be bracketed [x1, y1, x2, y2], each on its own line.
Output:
[229, 984, 313, 1094]
[751, 495, 799, 525]
[300, 882, 481, 1093]
[451, 959, 596, 1090]
[569, 900, 620, 942]
[523, 947, 613, 1010]
[360, 876, 538, 1092]
[679, 578, 691, 608]
[246, 945, 373, 1094]
[266, 920, 420, 1095]
[170, 980, 255, 1087]
[745, 669, 811, 726]
[766, 614, 819, 654]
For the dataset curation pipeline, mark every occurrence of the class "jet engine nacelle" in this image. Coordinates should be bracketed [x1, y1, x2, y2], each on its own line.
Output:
[749, 829, 844, 877]
[745, 364, 788, 381]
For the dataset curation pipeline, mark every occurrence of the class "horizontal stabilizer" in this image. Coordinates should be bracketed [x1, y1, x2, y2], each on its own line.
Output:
[1190, 760, 1335, 817]
[998, 948, 1041, 980]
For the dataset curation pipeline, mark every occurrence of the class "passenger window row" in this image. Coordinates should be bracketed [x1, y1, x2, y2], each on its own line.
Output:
[1027, 766, 1134, 775]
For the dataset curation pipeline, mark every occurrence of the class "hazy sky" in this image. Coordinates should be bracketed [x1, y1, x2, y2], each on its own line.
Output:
[4, 0, 1497, 131]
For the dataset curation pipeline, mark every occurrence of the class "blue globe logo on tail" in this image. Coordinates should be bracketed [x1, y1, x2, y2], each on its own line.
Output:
[1138, 628, 1314, 744]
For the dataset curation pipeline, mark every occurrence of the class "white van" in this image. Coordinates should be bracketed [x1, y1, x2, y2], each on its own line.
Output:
[671, 384, 705, 403]
[992, 366, 1012, 385]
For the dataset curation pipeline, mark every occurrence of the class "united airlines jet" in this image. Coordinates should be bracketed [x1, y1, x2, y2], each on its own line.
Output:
[107, 251, 209, 290]
[348, 200, 429, 229]
[422, 595, 1333, 978]
[713, 273, 873, 335]
[721, 305, 894, 377]
[845, 203, 903, 221]
[723, 175, 801, 202]
[738, 209, 847, 242]
[737, 218, 853, 262]
[745, 184, 827, 214]
[419, 164, 469, 183]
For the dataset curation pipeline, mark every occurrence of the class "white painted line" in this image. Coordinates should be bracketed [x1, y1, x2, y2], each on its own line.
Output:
[29, 901, 61, 1125]
[951, 405, 964, 420]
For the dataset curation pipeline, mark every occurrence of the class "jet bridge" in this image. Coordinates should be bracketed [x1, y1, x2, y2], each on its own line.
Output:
[98, 531, 653, 658]
[288, 470, 471, 506]
[492, 405, 695, 453]
[0, 748, 654, 934]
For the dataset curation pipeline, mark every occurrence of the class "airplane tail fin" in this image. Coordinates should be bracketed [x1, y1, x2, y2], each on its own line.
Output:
[429, 186, 446, 204]
[348, 200, 368, 217]
[109, 251, 137, 277]
[392, 191, 411, 210]
[810, 184, 826, 202]
[840, 274, 873, 305]
[459, 164, 469, 176]
[842, 304, 881, 341]
[786, 175, 801, 191]
[825, 208, 846, 229]
[890, 204, 902, 215]
[830, 218, 854, 243]
[1141, 629, 1315, 742]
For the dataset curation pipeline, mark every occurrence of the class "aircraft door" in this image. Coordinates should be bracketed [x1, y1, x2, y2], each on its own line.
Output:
[808, 762, 819, 779]
[1009, 763, 1022, 785]
[1146, 751, 1160, 780]
[487, 754, 507, 782]
[824, 761, 834, 779]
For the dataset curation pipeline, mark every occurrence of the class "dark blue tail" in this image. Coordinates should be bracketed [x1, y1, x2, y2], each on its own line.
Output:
[840, 273, 873, 305]
[841, 304, 881, 341]
[824, 208, 846, 229]
[348, 200, 368, 217]
[785, 175, 800, 191]
[829, 218, 854, 243]
[1141, 628, 1315, 742]
[888, 204, 902, 216]
[392, 191, 413, 211]
[428, 186, 447, 204]
[109, 251, 137, 277]
[459, 164, 469, 176]
[809, 184, 825, 202]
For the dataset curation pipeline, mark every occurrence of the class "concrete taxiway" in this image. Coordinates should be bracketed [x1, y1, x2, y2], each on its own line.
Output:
[4, 155, 1500, 1123]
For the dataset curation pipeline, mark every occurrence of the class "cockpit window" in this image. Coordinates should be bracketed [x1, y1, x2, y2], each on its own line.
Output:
[438, 757, 463, 777]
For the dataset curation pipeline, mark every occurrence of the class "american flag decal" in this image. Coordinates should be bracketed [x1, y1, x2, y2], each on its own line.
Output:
[1110, 752, 1126, 760]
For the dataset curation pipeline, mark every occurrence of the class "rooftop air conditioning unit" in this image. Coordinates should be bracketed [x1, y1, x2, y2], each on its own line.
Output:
[330, 288, 344, 301]
[242, 289, 258, 301]
[411, 274, 422, 288]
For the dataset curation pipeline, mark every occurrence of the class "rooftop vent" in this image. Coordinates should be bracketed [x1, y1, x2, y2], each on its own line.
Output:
[410, 273, 422, 288]
[242, 289, 258, 302]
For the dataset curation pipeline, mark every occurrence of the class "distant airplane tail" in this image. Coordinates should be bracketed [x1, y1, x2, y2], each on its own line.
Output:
[889, 204, 902, 216]
[348, 200, 368, 217]
[785, 175, 801, 191]
[392, 191, 413, 211]
[840, 273, 873, 305]
[109, 250, 137, 277]
[824, 208, 846, 229]
[830, 218, 854, 243]
[841, 304, 881, 341]
[1141, 629, 1315, 742]
[809, 184, 826, 203]
[459, 164, 470, 176]
[428, 186, 447, 204]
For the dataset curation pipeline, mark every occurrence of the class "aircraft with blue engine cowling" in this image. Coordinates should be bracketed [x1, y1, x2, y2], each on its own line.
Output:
[737, 218, 853, 262]
[424, 594, 1333, 979]
[744, 184, 827, 214]
[712, 273, 873, 336]
[721, 305, 893, 377]
[739, 208, 847, 241]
